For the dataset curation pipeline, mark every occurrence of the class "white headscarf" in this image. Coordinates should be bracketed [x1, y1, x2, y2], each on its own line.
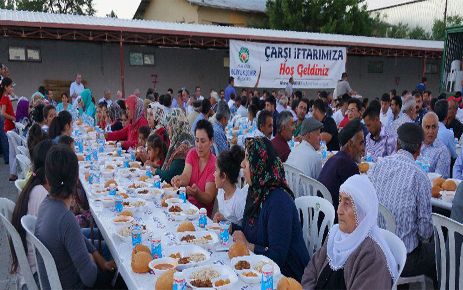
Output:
[327, 174, 399, 282]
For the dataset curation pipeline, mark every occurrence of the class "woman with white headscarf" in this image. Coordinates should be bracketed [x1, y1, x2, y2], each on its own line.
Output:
[301, 174, 398, 289]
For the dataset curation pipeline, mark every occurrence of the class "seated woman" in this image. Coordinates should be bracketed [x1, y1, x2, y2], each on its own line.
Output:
[147, 102, 170, 148]
[11, 140, 52, 287]
[171, 119, 217, 217]
[56, 92, 74, 113]
[48, 110, 73, 143]
[301, 174, 398, 289]
[107, 102, 123, 132]
[232, 137, 309, 281]
[35, 145, 116, 289]
[154, 108, 194, 183]
[79, 89, 96, 121]
[213, 145, 247, 226]
[106, 95, 148, 150]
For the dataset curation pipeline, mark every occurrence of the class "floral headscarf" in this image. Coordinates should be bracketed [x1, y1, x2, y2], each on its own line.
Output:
[125, 95, 144, 124]
[148, 102, 166, 129]
[108, 102, 122, 122]
[162, 108, 194, 170]
[244, 137, 294, 218]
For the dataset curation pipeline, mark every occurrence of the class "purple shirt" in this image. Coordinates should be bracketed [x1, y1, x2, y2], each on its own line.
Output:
[365, 126, 395, 161]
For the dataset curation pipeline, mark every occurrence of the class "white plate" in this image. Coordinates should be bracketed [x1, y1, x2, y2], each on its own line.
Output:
[148, 257, 178, 276]
[176, 231, 219, 249]
[114, 226, 132, 242]
[440, 190, 456, 202]
[206, 223, 223, 234]
[163, 245, 211, 270]
[183, 264, 238, 290]
[231, 255, 281, 284]
[112, 215, 134, 226]
[428, 172, 442, 183]
[122, 198, 147, 212]
[136, 187, 163, 199]
[125, 181, 150, 190]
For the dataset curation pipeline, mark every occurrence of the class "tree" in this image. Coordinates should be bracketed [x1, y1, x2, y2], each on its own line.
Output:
[1, 0, 95, 15]
[432, 15, 463, 41]
[0, 0, 15, 9]
[408, 26, 430, 40]
[106, 10, 117, 18]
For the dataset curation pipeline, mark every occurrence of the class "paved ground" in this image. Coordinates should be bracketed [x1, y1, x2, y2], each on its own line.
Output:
[0, 162, 18, 202]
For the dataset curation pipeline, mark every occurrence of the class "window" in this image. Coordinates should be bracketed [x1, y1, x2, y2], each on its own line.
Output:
[367, 61, 383, 73]
[130, 52, 155, 66]
[9, 46, 41, 62]
[425, 63, 438, 74]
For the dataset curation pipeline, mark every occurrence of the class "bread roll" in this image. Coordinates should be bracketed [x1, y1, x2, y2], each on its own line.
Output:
[277, 277, 303, 290]
[133, 244, 151, 255]
[228, 242, 250, 259]
[131, 251, 152, 273]
[161, 194, 175, 207]
[177, 221, 195, 232]
[433, 177, 446, 187]
[442, 180, 457, 191]
[155, 269, 174, 290]
[358, 162, 369, 174]
[104, 179, 118, 188]
[77, 155, 84, 161]
[432, 185, 441, 198]
[130, 162, 141, 169]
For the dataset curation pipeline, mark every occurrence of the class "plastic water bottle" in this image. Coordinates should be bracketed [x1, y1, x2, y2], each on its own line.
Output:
[115, 194, 123, 213]
[150, 235, 162, 259]
[117, 143, 122, 157]
[365, 152, 373, 162]
[77, 138, 84, 153]
[109, 184, 117, 196]
[123, 157, 129, 168]
[173, 272, 186, 290]
[320, 141, 328, 160]
[145, 165, 152, 178]
[198, 208, 207, 229]
[153, 175, 161, 189]
[219, 220, 231, 245]
[98, 139, 105, 153]
[289, 138, 295, 148]
[131, 225, 142, 246]
[129, 148, 136, 162]
[261, 264, 274, 290]
[92, 147, 98, 161]
[178, 187, 187, 203]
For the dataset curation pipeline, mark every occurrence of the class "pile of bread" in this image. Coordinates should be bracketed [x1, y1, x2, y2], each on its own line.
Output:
[432, 177, 457, 198]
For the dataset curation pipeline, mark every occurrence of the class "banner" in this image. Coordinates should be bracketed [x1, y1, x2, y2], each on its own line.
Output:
[229, 40, 346, 89]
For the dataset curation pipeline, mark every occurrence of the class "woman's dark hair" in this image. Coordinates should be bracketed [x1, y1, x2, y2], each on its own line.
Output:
[43, 104, 56, 120]
[217, 145, 244, 184]
[31, 103, 45, 123]
[194, 119, 214, 140]
[0, 77, 13, 96]
[147, 134, 167, 159]
[27, 123, 49, 159]
[38, 86, 47, 96]
[61, 92, 69, 100]
[45, 145, 78, 199]
[116, 99, 126, 111]
[248, 104, 258, 119]
[11, 139, 53, 272]
[58, 135, 74, 148]
[98, 102, 107, 109]
[138, 125, 150, 140]
[159, 94, 165, 106]
[49, 110, 72, 140]
[163, 94, 172, 107]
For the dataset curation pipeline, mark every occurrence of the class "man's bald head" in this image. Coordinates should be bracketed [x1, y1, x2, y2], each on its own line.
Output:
[422, 112, 439, 145]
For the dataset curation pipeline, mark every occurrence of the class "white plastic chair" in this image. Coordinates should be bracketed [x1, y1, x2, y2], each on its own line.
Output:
[14, 122, 26, 137]
[6, 130, 23, 175]
[0, 200, 39, 290]
[378, 203, 397, 234]
[447, 60, 462, 92]
[432, 213, 463, 290]
[283, 163, 304, 196]
[21, 215, 63, 290]
[15, 179, 24, 194]
[17, 146, 30, 159]
[295, 196, 335, 257]
[379, 229, 407, 290]
[16, 154, 31, 179]
[299, 174, 333, 204]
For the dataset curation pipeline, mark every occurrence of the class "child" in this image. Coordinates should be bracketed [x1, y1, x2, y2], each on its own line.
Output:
[96, 102, 107, 129]
[144, 134, 167, 168]
[213, 145, 247, 225]
[137, 126, 150, 148]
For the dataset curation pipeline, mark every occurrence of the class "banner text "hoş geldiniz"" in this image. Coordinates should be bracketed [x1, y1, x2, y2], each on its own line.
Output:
[229, 40, 347, 89]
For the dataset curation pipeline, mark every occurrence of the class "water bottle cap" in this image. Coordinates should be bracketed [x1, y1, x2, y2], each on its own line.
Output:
[173, 271, 184, 280]
[199, 208, 207, 214]
[262, 263, 274, 273]
[179, 187, 186, 191]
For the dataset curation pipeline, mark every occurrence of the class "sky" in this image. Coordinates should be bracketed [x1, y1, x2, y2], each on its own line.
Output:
[93, 0, 142, 19]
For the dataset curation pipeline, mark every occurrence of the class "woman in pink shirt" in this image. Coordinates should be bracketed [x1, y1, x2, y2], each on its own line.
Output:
[172, 119, 217, 217]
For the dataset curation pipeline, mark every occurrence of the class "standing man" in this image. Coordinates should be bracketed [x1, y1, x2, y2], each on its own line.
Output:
[98, 89, 113, 107]
[312, 99, 339, 151]
[380, 93, 393, 127]
[335, 72, 355, 98]
[69, 73, 85, 100]
[271, 111, 295, 162]
[224, 76, 238, 103]
[285, 76, 294, 98]
[416, 76, 427, 93]
[194, 86, 204, 100]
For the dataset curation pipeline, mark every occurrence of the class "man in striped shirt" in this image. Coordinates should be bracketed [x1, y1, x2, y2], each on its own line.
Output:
[369, 122, 436, 284]
[363, 104, 395, 161]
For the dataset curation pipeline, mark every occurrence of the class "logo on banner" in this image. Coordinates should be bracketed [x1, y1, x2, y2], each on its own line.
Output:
[239, 47, 250, 63]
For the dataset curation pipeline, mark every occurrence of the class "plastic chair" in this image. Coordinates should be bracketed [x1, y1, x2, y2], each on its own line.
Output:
[295, 196, 335, 257]
[21, 215, 63, 290]
[378, 203, 397, 234]
[283, 163, 304, 196]
[15, 179, 24, 194]
[379, 228, 407, 290]
[17, 146, 30, 158]
[299, 174, 333, 204]
[432, 213, 463, 290]
[16, 154, 31, 179]
[0, 201, 39, 290]
[14, 122, 26, 137]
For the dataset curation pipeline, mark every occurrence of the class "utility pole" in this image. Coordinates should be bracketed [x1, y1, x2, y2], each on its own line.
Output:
[444, 0, 448, 24]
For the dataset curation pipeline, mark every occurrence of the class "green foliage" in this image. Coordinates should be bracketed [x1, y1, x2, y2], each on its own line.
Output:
[432, 15, 463, 41]
[1, 0, 95, 15]
[106, 10, 117, 18]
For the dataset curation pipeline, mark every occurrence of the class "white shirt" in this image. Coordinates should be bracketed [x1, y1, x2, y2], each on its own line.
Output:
[276, 102, 285, 113]
[69, 81, 84, 99]
[236, 105, 248, 118]
[228, 99, 234, 109]
[217, 186, 247, 225]
[332, 109, 345, 125]
[286, 140, 322, 179]
[98, 97, 113, 107]
[380, 107, 394, 127]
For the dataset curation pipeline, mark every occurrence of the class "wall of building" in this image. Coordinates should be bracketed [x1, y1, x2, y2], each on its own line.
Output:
[197, 6, 266, 27]
[143, 0, 198, 24]
[0, 38, 440, 101]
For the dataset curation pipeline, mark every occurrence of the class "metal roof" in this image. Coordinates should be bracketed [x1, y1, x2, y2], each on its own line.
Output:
[187, 0, 266, 13]
[0, 9, 443, 52]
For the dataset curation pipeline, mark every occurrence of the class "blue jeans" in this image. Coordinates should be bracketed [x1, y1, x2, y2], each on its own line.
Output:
[0, 116, 8, 163]
[81, 228, 112, 261]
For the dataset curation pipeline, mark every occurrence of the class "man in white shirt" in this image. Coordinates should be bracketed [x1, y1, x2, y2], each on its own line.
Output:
[380, 93, 393, 127]
[335, 72, 355, 98]
[98, 88, 113, 107]
[286, 117, 323, 179]
[69, 73, 84, 100]
[285, 76, 294, 97]
[332, 94, 350, 125]
[236, 95, 248, 118]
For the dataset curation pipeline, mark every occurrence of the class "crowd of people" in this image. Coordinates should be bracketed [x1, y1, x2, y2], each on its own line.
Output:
[2, 66, 463, 289]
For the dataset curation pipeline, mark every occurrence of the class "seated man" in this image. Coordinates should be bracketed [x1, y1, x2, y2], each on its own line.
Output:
[318, 119, 363, 212]
[286, 117, 323, 179]
[435, 99, 457, 160]
[369, 122, 436, 283]
[420, 112, 451, 178]
[312, 99, 339, 151]
[363, 104, 395, 161]
[236, 110, 273, 147]
[293, 98, 308, 138]
[271, 111, 294, 162]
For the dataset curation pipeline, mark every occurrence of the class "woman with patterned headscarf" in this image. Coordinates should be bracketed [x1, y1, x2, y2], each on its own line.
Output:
[147, 102, 170, 148]
[231, 137, 309, 281]
[106, 95, 148, 149]
[107, 102, 123, 131]
[154, 108, 194, 183]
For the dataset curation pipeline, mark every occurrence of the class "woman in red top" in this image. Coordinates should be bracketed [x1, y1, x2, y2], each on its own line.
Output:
[105, 95, 148, 150]
[0, 78, 17, 180]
